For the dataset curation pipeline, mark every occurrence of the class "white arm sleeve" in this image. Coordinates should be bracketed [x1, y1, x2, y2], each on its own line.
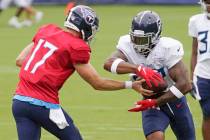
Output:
[116, 35, 132, 61]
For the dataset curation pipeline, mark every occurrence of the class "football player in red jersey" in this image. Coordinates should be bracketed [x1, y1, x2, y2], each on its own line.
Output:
[12, 5, 160, 140]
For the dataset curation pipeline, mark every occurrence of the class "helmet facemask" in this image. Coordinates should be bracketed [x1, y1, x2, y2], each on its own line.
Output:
[130, 11, 162, 57]
[82, 22, 98, 44]
[130, 30, 160, 57]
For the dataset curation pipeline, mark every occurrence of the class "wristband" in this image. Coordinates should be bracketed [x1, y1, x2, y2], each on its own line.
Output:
[125, 81, 132, 89]
[169, 85, 184, 98]
[111, 58, 124, 74]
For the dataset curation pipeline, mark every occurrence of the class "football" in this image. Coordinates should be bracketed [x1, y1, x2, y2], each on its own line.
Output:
[142, 79, 168, 94]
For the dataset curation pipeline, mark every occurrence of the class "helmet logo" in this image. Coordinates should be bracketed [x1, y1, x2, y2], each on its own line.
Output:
[81, 8, 95, 25]
[86, 15, 94, 25]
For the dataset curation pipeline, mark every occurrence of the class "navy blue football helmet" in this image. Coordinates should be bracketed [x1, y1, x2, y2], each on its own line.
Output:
[64, 5, 99, 44]
[130, 10, 162, 56]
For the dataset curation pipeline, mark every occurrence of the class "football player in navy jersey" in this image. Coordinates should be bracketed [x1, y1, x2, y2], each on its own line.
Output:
[104, 10, 195, 140]
[13, 5, 160, 140]
[189, 0, 210, 139]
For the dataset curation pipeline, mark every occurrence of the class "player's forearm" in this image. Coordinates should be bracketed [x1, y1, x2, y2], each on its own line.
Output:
[75, 63, 129, 91]
[113, 63, 137, 74]
[16, 42, 34, 67]
[92, 78, 126, 91]
[190, 37, 198, 80]
[156, 90, 176, 106]
[190, 55, 197, 80]
[104, 58, 138, 74]
[156, 82, 191, 106]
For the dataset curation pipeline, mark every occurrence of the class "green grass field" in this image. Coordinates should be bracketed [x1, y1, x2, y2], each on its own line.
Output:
[0, 5, 203, 140]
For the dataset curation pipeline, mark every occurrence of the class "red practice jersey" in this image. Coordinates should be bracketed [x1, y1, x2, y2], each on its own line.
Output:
[16, 24, 91, 104]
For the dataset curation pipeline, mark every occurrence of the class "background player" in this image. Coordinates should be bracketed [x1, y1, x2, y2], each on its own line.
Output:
[13, 5, 158, 140]
[104, 10, 195, 140]
[188, 0, 210, 139]
[64, 0, 87, 15]
[0, 0, 43, 28]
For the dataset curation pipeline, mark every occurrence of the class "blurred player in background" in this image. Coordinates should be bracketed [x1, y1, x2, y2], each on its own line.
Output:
[188, 0, 210, 139]
[12, 5, 153, 140]
[104, 11, 195, 140]
[64, 0, 86, 15]
[0, 0, 43, 28]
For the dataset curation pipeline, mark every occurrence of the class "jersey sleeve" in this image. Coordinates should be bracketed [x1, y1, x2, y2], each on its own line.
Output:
[165, 41, 184, 69]
[116, 35, 128, 49]
[116, 36, 124, 49]
[116, 35, 131, 59]
[188, 16, 197, 37]
[71, 49, 90, 64]
[70, 43, 91, 64]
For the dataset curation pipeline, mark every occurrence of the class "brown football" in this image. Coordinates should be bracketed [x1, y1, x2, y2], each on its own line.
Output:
[142, 79, 168, 94]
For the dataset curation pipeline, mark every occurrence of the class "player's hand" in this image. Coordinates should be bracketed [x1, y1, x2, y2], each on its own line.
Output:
[128, 99, 157, 112]
[132, 79, 154, 96]
[135, 65, 163, 88]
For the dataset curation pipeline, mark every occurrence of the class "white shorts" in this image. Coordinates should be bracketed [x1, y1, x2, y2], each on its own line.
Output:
[14, 0, 33, 8]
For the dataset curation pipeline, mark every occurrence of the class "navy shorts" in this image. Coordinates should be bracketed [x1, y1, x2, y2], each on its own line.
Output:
[194, 76, 210, 117]
[12, 99, 83, 140]
[142, 97, 195, 140]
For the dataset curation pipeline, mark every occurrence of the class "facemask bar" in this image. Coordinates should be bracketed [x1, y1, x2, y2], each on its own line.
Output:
[130, 30, 157, 56]
[86, 24, 99, 44]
